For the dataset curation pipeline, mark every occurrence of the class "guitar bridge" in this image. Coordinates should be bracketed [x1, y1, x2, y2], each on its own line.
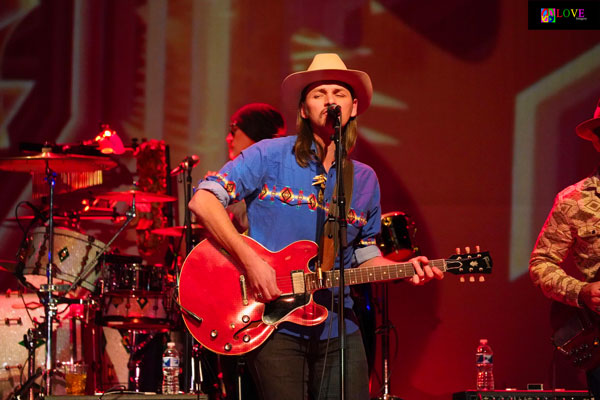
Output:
[291, 270, 305, 294]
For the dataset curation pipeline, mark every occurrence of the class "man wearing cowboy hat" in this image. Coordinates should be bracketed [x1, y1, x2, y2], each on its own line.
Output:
[190, 53, 443, 399]
[530, 98, 600, 397]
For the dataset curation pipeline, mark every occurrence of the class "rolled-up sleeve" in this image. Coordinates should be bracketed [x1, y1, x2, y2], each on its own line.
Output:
[196, 180, 231, 208]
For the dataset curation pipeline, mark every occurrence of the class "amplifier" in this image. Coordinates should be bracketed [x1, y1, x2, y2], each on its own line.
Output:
[452, 390, 592, 400]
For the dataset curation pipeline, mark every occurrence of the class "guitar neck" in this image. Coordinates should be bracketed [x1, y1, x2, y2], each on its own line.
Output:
[307, 259, 448, 289]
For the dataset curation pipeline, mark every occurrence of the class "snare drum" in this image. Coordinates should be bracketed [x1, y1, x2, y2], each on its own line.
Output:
[100, 263, 172, 330]
[378, 211, 417, 261]
[102, 262, 164, 293]
[22, 227, 106, 292]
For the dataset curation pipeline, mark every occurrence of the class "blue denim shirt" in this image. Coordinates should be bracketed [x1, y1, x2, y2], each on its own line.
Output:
[197, 135, 382, 339]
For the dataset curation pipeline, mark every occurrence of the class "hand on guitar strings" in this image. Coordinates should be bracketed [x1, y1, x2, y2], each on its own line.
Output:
[245, 256, 282, 302]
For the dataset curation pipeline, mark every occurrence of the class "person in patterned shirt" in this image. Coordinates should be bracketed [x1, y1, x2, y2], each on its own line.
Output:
[189, 53, 444, 400]
[529, 97, 600, 396]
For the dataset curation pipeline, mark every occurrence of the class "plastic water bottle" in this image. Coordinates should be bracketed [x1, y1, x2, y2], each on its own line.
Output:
[476, 338, 494, 391]
[162, 342, 180, 394]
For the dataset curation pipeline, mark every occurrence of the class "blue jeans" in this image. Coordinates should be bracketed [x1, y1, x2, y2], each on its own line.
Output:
[246, 330, 369, 400]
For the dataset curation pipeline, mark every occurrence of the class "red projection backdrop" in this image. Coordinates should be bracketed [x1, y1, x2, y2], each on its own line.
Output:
[0, 1, 599, 399]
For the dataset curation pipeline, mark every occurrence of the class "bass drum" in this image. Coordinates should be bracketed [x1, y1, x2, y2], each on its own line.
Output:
[377, 211, 417, 261]
[21, 227, 106, 293]
[0, 292, 45, 400]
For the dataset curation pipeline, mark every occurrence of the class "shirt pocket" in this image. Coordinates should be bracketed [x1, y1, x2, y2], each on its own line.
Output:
[577, 223, 600, 253]
[578, 223, 600, 239]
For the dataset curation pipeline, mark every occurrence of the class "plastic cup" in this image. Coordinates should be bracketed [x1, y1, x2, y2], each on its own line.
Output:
[64, 362, 87, 395]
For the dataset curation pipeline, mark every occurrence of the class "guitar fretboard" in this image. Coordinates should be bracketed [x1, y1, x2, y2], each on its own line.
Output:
[304, 259, 447, 291]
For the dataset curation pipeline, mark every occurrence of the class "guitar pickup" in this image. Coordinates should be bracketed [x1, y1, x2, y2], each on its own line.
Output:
[290, 270, 305, 294]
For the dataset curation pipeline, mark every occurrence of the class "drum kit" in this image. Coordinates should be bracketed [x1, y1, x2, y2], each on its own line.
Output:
[0, 144, 423, 400]
[0, 147, 201, 399]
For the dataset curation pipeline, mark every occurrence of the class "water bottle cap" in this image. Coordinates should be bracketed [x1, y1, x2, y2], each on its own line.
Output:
[480, 339, 488, 344]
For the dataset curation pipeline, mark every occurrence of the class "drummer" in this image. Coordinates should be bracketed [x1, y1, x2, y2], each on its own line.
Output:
[206, 103, 286, 233]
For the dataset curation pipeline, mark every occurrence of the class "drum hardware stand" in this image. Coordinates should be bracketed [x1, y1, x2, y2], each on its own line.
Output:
[40, 160, 58, 396]
[190, 343, 204, 394]
[124, 331, 155, 392]
[375, 282, 403, 400]
[66, 195, 137, 295]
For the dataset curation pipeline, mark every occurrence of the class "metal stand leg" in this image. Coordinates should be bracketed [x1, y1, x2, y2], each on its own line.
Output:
[378, 283, 403, 400]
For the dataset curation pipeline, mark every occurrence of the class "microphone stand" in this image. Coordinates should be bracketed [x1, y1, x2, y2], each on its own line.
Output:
[332, 110, 348, 400]
[181, 160, 200, 393]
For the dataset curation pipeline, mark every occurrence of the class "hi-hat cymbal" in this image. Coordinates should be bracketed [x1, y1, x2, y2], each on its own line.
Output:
[0, 151, 117, 173]
[96, 189, 176, 203]
[151, 224, 205, 237]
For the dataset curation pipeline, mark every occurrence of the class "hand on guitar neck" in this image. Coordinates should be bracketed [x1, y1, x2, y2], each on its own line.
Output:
[360, 254, 444, 286]
[578, 281, 600, 313]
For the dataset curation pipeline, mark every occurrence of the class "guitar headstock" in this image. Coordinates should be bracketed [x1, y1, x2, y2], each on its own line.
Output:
[446, 246, 493, 282]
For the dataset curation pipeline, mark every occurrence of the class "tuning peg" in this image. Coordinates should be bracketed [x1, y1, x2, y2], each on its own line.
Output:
[460, 276, 465, 283]
[479, 276, 485, 282]
[476, 245, 481, 252]
[465, 246, 471, 253]
[455, 247, 461, 254]
[469, 276, 475, 283]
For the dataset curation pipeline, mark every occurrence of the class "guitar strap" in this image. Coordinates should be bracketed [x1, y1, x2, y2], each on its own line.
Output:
[318, 158, 354, 272]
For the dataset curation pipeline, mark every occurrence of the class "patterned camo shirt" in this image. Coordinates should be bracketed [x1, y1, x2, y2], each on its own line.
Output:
[530, 169, 600, 307]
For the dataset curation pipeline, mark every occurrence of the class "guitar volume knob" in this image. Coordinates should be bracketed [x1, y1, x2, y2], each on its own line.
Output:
[242, 315, 250, 323]
[210, 330, 218, 338]
[224, 343, 232, 352]
[243, 335, 251, 343]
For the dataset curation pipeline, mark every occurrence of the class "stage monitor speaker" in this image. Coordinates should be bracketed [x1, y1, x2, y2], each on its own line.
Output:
[453, 390, 592, 400]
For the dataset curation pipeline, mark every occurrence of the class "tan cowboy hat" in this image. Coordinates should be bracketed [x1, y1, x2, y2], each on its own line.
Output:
[281, 53, 373, 117]
[576, 98, 600, 151]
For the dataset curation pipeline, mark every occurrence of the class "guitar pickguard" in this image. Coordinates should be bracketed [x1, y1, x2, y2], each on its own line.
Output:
[263, 293, 311, 325]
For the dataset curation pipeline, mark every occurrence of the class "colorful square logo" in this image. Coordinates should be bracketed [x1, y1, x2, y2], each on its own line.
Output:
[541, 8, 555, 23]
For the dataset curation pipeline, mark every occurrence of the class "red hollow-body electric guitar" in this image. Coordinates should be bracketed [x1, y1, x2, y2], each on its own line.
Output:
[178, 235, 492, 356]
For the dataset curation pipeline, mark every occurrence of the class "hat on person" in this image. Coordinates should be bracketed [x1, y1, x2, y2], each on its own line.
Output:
[281, 53, 373, 117]
[576, 98, 600, 151]
[231, 103, 286, 142]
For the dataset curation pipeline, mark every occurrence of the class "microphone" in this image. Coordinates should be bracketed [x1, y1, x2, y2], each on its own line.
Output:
[327, 104, 341, 117]
[170, 155, 200, 176]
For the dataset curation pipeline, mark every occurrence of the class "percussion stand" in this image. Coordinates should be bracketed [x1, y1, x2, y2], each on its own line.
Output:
[66, 196, 137, 295]
[377, 282, 402, 400]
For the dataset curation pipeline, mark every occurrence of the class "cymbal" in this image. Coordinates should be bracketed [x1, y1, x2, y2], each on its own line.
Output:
[0, 151, 117, 173]
[151, 224, 205, 237]
[96, 189, 176, 203]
